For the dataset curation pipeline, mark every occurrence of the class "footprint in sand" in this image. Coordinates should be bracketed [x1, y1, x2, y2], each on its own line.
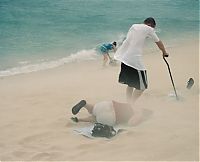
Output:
[76, 143, 96, 150]
[65, 121, 75, 127]
[31, 152, 51, 160]
[0, 142, 5, 148]
[18, 132, 51, 148]
[31, 152, 62, 161]
[12, 150, 33, 159]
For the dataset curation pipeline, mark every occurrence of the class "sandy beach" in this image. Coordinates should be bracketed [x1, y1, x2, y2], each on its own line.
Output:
[0, 40, 199, 161]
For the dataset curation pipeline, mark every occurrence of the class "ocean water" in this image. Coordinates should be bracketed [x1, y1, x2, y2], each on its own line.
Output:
[0, 0, 199, 76]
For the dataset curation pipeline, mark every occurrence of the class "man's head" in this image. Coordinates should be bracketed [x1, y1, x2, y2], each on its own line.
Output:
[144, 17, 156, 28]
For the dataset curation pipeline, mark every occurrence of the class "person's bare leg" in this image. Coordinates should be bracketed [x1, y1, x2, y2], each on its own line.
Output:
[78, 115, 96, 123]
[126, 86, 133, 104]
[103, 53, 109, 66]
[84, 103, 94, 114]
[71, 102, 95, 123]
[126, 86, 144, 105]
[131, 89, 144, 104]
[72, 100, 94, 115]
[128, 109, 143, 126]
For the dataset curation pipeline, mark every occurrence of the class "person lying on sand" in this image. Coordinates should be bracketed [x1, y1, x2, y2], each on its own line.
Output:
[70, 100, 143, 126]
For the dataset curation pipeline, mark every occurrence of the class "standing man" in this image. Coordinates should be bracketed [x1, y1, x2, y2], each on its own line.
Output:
[114, 17, 168, 105]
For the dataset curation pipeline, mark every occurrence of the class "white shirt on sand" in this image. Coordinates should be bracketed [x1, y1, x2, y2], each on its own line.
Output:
[114, 24, 160, 70]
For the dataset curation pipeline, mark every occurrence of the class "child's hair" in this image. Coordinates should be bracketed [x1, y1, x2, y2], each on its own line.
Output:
[112, 41, 117, 46]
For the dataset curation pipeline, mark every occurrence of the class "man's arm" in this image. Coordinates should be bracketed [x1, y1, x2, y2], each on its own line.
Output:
[155, 40, 169, 57]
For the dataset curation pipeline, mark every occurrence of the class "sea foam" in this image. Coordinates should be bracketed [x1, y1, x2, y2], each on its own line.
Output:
[0, 49, 98, 77]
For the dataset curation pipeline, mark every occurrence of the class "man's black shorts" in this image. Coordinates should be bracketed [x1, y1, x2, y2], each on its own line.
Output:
[118, 63, 148, 90]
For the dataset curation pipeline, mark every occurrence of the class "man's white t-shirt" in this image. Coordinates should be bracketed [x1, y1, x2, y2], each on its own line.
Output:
[114, 24, 160, 70]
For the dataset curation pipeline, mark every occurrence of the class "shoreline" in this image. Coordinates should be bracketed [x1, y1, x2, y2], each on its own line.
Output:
[0, 39, 198, 78]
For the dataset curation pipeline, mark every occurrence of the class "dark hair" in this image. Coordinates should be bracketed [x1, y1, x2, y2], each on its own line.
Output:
[144, 17, 156, 28]
[112, 41, 117, 46]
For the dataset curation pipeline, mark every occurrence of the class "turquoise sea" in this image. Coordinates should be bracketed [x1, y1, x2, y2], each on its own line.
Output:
[0, 0, 199, 76]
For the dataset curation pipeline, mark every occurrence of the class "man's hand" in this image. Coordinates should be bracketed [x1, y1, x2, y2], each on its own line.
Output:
[163, 52, 169, 57]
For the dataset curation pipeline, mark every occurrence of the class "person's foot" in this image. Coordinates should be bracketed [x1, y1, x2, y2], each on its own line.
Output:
[187, 78, 194, 89]
[71, 117, 79, 123]
[72, 100, 86, 115]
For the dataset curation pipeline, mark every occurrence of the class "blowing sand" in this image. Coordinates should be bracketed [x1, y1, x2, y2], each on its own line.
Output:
[0, 40, 199, 161]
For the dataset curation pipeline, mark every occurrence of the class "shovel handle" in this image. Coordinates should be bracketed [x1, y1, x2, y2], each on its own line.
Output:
[163, 56, 179, 100]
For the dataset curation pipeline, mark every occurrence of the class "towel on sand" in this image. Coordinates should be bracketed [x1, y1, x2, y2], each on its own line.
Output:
[73, 124, 125, 139]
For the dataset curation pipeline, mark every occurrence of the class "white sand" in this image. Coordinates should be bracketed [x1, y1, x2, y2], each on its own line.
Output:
[0, 41, 199, 161]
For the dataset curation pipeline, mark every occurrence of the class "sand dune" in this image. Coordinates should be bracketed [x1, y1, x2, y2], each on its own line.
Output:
[0, 41, 199, 161]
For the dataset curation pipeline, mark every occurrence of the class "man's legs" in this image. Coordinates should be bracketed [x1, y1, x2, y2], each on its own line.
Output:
[123, 87, 145, 125]
[126, 86, 133, 103]
[126, 86, 144, 105]
[132, 89, 144, 104]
